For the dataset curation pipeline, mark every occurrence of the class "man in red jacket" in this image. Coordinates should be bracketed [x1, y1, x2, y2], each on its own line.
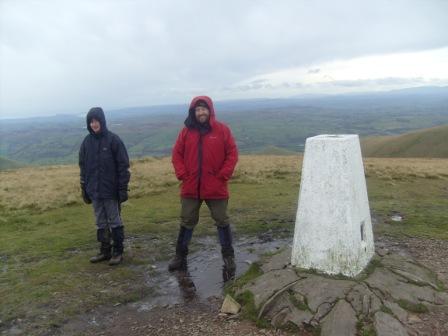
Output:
[169, 96, 238, 280]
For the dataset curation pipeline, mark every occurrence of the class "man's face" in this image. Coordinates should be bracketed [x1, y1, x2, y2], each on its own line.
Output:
[90, 118, 101, 133]
[195, 106, 210, 124]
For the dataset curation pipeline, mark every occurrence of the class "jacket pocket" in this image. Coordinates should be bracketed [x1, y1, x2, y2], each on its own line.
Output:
[181, 173, 197, 196]
[203, 171, 227, 198]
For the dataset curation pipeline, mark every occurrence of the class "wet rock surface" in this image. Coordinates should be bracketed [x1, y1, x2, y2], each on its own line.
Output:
[290, 275, 356, 312]
[260, 247, 292, 273]
[374, 311, 409, 336]
[320, 300, 357, 336]
[242, 269, 300, 308]
[238, 239, 448, 335]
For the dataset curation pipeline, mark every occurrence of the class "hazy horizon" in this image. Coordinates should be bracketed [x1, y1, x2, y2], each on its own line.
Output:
[0, 84, 446, 121]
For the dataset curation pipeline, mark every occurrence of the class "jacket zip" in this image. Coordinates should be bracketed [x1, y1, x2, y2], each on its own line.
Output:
[96, 136, 102, 196]
[197, 133, 203, 199]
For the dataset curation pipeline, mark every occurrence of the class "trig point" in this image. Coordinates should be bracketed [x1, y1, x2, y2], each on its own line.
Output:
[292, 134, 374, 277]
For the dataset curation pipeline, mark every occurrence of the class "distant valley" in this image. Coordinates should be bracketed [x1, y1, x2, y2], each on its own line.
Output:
[1, 86, 447, 166]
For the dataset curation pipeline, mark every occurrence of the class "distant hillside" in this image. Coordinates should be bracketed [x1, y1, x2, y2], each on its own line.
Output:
[1, 86, 447, 165]
[0, 156, 24, 170]
[362, 124, 448, 158]
[255, 145, 298, 155]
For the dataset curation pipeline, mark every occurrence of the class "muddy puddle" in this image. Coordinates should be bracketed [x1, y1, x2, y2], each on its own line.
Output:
[59, 236, 291, 335]
[135, 236, 291, 310]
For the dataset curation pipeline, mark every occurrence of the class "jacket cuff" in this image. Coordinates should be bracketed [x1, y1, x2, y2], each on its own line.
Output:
[217, 171, 229, 181]
[176, 171, 186, 181]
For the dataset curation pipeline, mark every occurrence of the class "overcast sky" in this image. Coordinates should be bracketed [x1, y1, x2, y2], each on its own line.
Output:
[1, 0, 447, 118]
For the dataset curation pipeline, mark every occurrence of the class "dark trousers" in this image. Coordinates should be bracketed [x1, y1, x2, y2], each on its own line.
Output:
[92, 199, 123, 229]
[180, 198, 230, 230]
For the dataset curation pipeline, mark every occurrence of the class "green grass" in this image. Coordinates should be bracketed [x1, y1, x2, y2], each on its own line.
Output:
[0, 156, 24, 170]
[288, 290, 309, 311]
[356, 256, 383, 281]
[380, 305, 393, 315]
[367, 176, 448, 239]
[362, 124, 448, 158]
[396, 299, 429, 313]
[234, 290, 271, 328]
[226, 262, 264, 296]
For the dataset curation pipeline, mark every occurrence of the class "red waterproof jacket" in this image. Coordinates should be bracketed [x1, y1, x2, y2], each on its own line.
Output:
[172, 96, 238, 199]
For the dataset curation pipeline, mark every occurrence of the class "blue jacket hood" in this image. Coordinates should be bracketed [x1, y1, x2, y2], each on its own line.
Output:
[86, 107, 108, 135]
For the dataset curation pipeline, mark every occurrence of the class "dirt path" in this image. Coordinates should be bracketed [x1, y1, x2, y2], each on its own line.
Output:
[66, 297, 297, 336]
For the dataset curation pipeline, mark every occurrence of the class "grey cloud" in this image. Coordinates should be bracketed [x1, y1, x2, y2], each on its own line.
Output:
[308, 69, 321, 74]
[1, 0, 447, 117]
[324, 77, 427, 88]
[227, 77, 429, 93]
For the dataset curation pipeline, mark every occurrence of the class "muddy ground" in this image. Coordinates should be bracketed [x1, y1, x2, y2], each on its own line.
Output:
[4, 234, 448, 336]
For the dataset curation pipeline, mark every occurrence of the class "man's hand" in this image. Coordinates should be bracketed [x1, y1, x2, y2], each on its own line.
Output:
[80, 183, 92, 204]
[118, 189, 128, 203]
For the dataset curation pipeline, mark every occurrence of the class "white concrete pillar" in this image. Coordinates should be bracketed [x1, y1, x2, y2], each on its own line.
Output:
[291, 134, 374, 277]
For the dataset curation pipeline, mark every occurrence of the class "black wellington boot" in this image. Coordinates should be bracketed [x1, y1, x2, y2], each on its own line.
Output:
[168, 226, 193, 271]
[109, 226, 124, 266]
[218, 225, 236, 281]
[90, 228, 112, 263]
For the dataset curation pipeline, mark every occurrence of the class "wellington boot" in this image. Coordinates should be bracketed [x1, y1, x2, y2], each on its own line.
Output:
[90, 253, 111, 263]
[108, 254, 123, 266]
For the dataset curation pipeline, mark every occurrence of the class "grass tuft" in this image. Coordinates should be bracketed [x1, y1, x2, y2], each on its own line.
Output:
[396, 299, 429, 313]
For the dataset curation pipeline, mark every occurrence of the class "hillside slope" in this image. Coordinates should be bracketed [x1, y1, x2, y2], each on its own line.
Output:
[0, 156, 23, 170]
[362, 124, 448, 158]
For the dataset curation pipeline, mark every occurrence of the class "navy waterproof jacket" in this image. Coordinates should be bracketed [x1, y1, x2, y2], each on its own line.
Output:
[79, 108, 130, 200]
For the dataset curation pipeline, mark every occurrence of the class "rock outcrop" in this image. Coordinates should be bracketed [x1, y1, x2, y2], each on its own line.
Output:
[233, 247, 448, 336]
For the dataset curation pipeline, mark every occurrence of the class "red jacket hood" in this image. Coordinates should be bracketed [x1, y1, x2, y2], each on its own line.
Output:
[188, 96, 216, 125]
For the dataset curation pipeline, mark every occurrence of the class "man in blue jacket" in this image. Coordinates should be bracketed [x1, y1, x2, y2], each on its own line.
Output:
[79, 107, 130, 265]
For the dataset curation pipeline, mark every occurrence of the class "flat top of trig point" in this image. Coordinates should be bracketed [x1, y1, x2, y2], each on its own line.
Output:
[309, 134, 359, 141]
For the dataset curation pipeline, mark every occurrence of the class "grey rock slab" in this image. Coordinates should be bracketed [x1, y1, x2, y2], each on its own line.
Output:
[370, 291, 382, 313]
[320, 300, 357, 336]
[376, 247, 390, 257]
[346, 284, 365, 314]
[261, 246, 292, 273]
[271, 307, 289, 328]
[434, 291, 448, 305]
[365, 267, 440, 305]
[291, 275, 356, 312]
[374, 311, 408, 336]
[313, 302, 333, 322]
[262, 292, 291, 319]
[383, 300, 409, 324]
[262, 291, 313, 328]
[381, 253, 440, 290]
[287, 307, 313, 328]
[242, 268, 299, 309]
[346, 283, 382, 316]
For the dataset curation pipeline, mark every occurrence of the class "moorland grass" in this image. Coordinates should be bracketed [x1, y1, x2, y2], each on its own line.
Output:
[1, 155, 447, 333]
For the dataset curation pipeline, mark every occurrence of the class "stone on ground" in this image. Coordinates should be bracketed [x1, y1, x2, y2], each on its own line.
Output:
[320, 300, 357, 336]
[261, 247, 292, 273]
[291, 274, 356, 312]
[366, 268, 443, 305]
[374, 311, 408, 336]
[221, 295, 241, 314]
[242, 269, 299, 308]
